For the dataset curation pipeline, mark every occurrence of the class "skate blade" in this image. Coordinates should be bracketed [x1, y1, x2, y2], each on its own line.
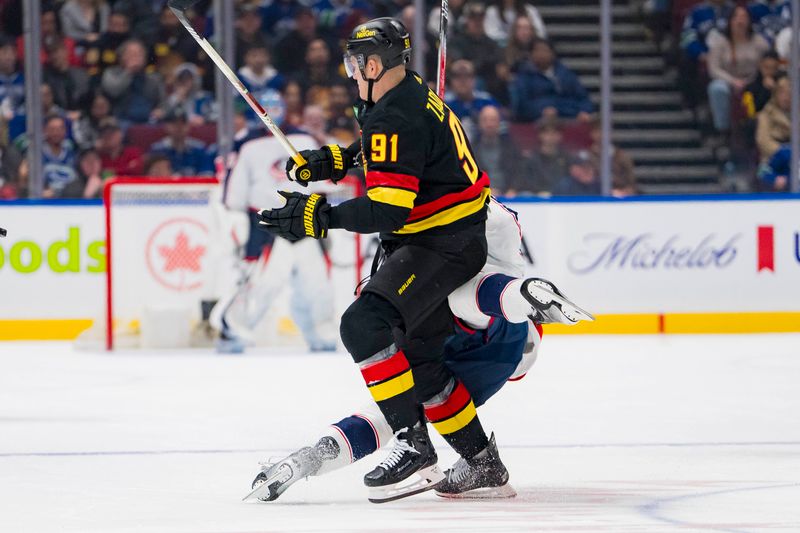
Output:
[367, 464, 445, 504]
[436, 482, 517, 500]
[242, 468, 286, 502]
[527, 283, 595, 324]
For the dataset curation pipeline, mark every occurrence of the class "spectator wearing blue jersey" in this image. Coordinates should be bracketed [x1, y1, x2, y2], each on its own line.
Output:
[238, 43, 284, 95]
[510, 39, 594, 123]
[313, 0, 374, 39]
[260, 0, 303, 38]
[757, 144, 793, 191]
[747, 0, 791, 42]
[41, 115, 79, 198]
[0, 35, 24, 124]
[445, 60, 499, 140]
[678, 0, 734, 108]
[151, 107, 213, 176]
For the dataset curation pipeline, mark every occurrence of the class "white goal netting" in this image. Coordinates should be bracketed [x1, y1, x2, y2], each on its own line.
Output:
[79, 177, 367, 350]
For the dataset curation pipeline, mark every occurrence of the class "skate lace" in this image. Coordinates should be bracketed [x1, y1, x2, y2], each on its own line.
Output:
[447, 457, 470, 484]
[378, 438, 417, 470]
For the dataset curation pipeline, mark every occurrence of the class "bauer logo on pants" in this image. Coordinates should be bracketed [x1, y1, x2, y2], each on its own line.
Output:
[145, 217, 209, 291]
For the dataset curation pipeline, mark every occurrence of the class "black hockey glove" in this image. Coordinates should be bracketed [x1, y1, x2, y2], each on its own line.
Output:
[286, 144, 351, 187]
[257, 191, 330, 242]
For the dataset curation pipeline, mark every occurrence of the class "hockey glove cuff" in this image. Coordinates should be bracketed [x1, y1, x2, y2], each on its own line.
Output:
[286, 145, 351, 186]
[257, 191, 330, 242]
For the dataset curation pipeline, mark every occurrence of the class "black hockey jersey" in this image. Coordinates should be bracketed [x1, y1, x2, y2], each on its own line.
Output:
[355, 71, 490, 236]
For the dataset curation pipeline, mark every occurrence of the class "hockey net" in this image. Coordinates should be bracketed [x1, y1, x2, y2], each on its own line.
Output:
[81, 176, 365, 350]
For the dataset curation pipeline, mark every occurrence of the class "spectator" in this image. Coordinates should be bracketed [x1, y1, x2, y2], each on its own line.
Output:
[161, 63, 214, 126]
[260, 0, 304, 38]
[59, 0, 110, 43]
[756, 75, 791, 161]
[444, 59, 499, 140]
[0, 156, 26, 199]
[16, 6, 80, 67]
[143, 152, 174, 177]
[326, 79, 357, 144]
[295, 38, 342, 108]
[757, 144, 793, 191]
[96, 118, 143, 176]
[706, 6, 769, 133]
[0, 138, 20, 198]
[520, 117, 570, 194]
[301, 104, 335, 147]
[742, 50, 781, 118]
[678, 0, 734, 108]
[551, 150, 601, 196]
[505, 14, 537, 69]
[472, 105, 521, 196]
[238, 43, 284, 96]
[235, 3, 271, 68]
[101, 39, 164, 124]
[61, 148, 106, 198]
[588, 117, 637, 197]
[112, 0, 160, 46]
[83, 10, 132, 78]
[449, 2, 506, 100]
[282, 79, 305, 130]
[0, 34, 24, 123]
[748, 0, 791, 43]
[150, 107, 213, 176]
[273, 7, 320, 76]
[313, 0, 374, 40]
[774, 26, 795, 60]
[41, 115, 79, 198]
[43, 38, 89, 112]
[6, 83, 66, 142]
[152, 4, 201, 75]
[73, 92, 112, 149]
[485, 0, 547, 46]
[510, 39, 594, 122]
[427, 0, 467, 39]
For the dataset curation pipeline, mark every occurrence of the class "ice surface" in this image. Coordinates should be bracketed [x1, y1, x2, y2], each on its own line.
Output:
[1, 334, 799, 532]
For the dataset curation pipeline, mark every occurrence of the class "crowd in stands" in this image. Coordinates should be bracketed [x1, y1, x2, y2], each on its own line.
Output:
[673, 0, 795, 191]
[0, 0, 633, 200]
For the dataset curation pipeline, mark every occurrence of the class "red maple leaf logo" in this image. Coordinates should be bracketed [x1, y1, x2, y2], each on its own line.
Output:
[158, 231, 205, 272]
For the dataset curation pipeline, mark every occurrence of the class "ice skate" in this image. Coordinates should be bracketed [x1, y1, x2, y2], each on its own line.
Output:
[435, 433, 516, 499]
[243, 437, 340, 502]
[521, 278, 595, 325]
[364, 423, 444, 504]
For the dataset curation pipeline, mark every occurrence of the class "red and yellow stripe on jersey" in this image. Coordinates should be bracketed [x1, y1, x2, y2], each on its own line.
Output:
[359, 350, 414, 402]
[423, 380, 478, 436]
[366, 170, 490, 234]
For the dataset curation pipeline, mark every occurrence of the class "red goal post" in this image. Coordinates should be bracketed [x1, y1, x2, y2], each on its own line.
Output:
[101, 176, 365, 351]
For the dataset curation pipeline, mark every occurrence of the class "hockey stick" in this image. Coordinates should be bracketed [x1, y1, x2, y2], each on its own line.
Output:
[167, 0, 306, 167]
[436, 0, 449, 99]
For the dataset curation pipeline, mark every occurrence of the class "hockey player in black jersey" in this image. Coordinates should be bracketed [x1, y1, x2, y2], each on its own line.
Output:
[259, 18, 503, 503]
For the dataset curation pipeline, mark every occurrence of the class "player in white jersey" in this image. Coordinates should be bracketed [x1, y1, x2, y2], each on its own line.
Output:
[245, 198, 594, 501]
[210, 121, 339, 353]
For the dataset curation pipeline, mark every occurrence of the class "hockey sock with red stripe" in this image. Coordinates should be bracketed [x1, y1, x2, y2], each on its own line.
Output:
[424, 379, 489, 459]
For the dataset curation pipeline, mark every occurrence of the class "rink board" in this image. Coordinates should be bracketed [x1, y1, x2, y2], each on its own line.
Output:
[1, 194, 799, 339]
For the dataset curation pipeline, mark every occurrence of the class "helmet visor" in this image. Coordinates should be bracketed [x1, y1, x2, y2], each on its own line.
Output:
[343, 53, 363, 79]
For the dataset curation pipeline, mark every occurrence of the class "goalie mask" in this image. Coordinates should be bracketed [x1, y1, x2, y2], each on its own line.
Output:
[344, 17, 412, 103]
